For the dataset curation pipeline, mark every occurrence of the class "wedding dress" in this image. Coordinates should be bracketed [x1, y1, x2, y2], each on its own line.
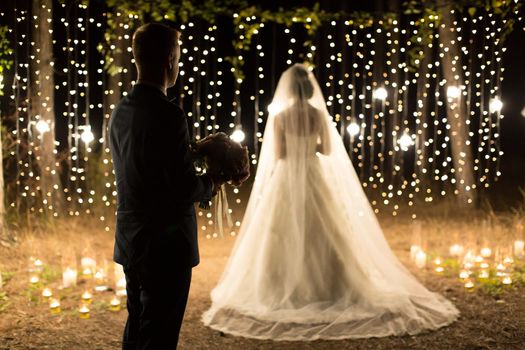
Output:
[202, 64, 459, 340]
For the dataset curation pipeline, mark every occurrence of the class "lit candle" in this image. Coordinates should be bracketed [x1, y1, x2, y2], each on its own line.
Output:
[410, 245, 421, 261]
[116, 277, 127, 297]
[502, 276, 512, 285]
[464, 279, 475, 291]
[109, 295, 121, 312]
[495, 263, 505, 277]
[503, 257, 514, 265]
[79, 304, 90, 319]
[49, 298, 61, 314]
[34, 259, 44, 271]
[435, 266, 445, 274]
[480, 262, 489, 269]
[449, 244, 464, 257]
[514, 240, 524, 257]
[474, 255, 484, 263]
[29, 275, 40, 284]
[414, 250, 427, 269]
[81, 257, 96, 277]
[478, 270, 489, 279]
[480, 247, 492, 258]
[459, 270, 470, 279]
[62, 267, 77, 288]
[94, 270, 108, 292]
[42, 287, 53, 299]
[81, 290, 93, 304]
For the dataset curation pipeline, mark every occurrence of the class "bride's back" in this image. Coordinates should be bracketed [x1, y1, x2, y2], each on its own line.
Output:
[274, 103, 331, 159]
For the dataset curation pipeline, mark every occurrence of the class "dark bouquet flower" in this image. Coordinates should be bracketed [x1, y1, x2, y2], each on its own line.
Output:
[191, 132, 250, 187]
[191, 132, 250, 225]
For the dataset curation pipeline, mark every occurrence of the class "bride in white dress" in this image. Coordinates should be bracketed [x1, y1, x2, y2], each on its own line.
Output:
[202, 64, 459, 340]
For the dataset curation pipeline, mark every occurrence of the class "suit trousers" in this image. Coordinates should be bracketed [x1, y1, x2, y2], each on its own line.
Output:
[122, 263, 192, 350]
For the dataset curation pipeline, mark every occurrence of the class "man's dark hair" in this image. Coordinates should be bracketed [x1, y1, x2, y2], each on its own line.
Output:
[132, 23, 181, 70]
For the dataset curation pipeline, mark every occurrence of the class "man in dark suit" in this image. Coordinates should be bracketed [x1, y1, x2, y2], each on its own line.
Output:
[109, 23, 218, 350]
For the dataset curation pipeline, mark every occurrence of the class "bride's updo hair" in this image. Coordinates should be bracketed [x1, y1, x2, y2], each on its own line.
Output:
[290, 65, 314, 101]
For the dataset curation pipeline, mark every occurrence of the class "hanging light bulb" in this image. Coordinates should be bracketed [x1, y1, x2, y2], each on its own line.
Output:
[446, 85, 461, 99]
[489, 97, 503, 113]
[36, 120, 51, 134]
[230, 128, 245, 143]
[81, 127, 95, 145]
[346, 122, 360, 136]
[398, 133, 415, 151]
[372, 87, 388, 100]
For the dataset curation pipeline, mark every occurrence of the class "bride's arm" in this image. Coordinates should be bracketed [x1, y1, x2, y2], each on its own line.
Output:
[274, 116, 286, 159]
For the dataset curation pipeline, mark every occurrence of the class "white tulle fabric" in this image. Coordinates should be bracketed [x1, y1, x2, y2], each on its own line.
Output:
[202, 64, 459, 340]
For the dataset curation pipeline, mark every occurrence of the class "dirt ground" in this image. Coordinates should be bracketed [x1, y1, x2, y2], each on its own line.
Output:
[1, 212, 525, 350]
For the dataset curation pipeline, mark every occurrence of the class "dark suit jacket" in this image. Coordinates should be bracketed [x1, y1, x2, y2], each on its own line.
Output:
[109, 84, 213, 269]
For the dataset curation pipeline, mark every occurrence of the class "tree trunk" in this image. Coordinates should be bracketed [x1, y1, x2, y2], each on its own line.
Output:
[437, 0, 476, 204]
[32, 0, 62, 215]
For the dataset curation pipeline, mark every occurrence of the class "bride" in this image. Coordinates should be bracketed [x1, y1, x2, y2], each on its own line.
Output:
[202, 64, 459, 340]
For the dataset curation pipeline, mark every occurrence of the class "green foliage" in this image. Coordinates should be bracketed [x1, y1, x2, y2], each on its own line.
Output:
[40, 265, 61, 284]
[1, 270, 14, 285]
[0, 25, 13, 96]
[0, 291, 9, 313]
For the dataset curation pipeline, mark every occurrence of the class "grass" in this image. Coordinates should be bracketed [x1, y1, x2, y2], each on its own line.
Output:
[0, 202, 524, 349]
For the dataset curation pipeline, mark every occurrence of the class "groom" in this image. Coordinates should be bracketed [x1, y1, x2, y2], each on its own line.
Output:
[109, 23, 219, 349]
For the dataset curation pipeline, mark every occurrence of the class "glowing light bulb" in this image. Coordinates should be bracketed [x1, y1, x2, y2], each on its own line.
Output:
[36, 120, 50, 134]
[372, 87, 388, 100]
[398, 133, 415, 151]
[446, 85, 461, 99]
[81, 128, 95, 144]
[346, 122, 360, 136]
[230, 129, 245, 143]
[489, 97, 503, 113]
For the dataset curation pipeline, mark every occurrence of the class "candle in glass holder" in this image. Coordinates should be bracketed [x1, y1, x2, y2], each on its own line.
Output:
[49, 298, 61, 314]
[449, 244, 464, 257]
[415, 250, 427, 269]
[79, 304, 90, 319]
[81, 290, 93, 304]
[62, 267, 77, 288]
[81, 257, 96, 278]
[502, 276, 512, 285]
[459, 270, 470, 279]
[29, 275, 40, 285]
[34, 259, 44, 272]
[410, 245, 421, 261]
[94, 270, 108, 292]
[496, 263, 506, 277]
[464, 279, 475, 291]
[478, 270, 489, 279]
[42, 287, 53, 299]
[513, 240, 524, 258]
[109, 295, 121, 312]
[480, 247, 492, 258]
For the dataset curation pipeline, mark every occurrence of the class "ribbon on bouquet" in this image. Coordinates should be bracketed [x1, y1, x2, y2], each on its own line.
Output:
[215, 185, 233, 237]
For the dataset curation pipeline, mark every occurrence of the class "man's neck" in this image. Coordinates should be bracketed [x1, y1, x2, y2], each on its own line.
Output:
[136, 79, 167, 95]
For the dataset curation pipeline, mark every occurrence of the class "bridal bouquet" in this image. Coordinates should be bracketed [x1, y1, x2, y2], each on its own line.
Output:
[191, 132, 250, 234]
[190, 132, 250, 187]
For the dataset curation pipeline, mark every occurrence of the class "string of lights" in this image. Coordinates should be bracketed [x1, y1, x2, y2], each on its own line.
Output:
[0, 4, 518, 230]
